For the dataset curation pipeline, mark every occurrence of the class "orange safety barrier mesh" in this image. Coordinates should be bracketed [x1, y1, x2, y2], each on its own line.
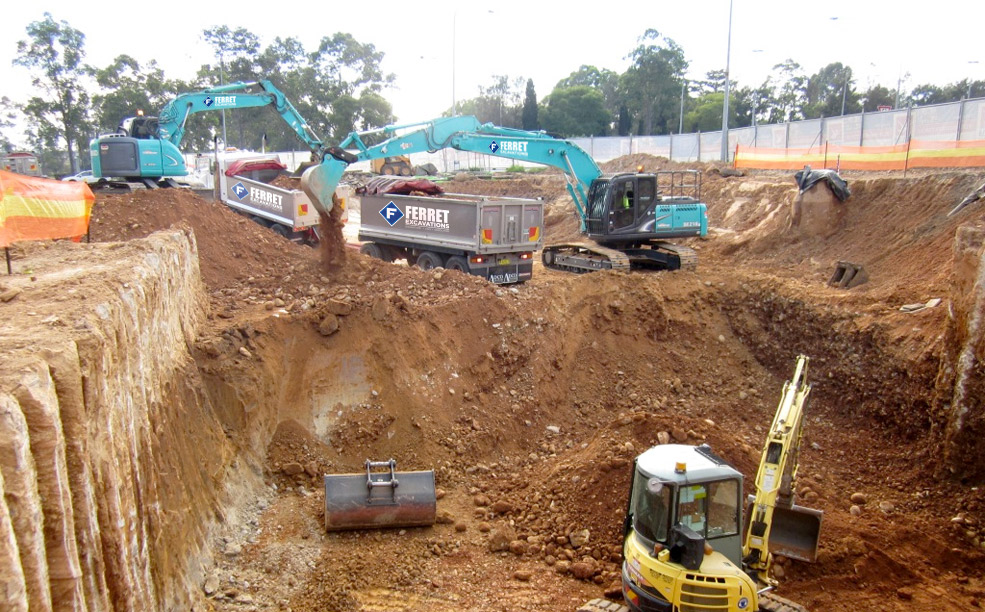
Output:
[734, 139, 985, 171]
[0, 170, 95, 247]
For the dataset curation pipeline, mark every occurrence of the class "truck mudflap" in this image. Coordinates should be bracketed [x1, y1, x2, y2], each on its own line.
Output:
[324, 459, 436, 531]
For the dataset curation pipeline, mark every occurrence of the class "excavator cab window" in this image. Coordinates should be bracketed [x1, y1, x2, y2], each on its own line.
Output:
[676, 479, 740, 539]
[613, 179, 636, 230]
[629, 471, 672, 545]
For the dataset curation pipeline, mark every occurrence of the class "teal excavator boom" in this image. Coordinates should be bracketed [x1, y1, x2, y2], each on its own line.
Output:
[90, 80, 324, 183]
[302, 116, 708, 273]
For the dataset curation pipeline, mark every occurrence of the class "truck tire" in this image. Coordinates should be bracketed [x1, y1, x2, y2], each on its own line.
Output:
[416, 251, 444, 270]
[271, 224, 290, 239]
[250, 215, 269, 228]
[445, 256, 469, 273]
[360, 243, 385, 260]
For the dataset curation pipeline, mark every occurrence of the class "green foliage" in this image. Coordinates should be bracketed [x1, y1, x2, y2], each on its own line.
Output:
[506, 164, 525, 173]
[14, 12, 92, 174]
[801, 62, 859, 118]
[540, 86, 610, 137]
[620, 29, 688, 135]
[522, 79, 538, 130]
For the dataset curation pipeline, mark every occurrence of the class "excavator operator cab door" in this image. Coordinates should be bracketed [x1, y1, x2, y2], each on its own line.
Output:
[605, 175, 657, 236]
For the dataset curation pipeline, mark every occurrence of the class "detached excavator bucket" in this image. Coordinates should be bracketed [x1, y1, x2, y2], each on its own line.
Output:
[324, 459, 436, 532]
[768, 504, 823, 563]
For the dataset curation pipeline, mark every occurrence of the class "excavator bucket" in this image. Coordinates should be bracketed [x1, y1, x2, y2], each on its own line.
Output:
[766, 503, 823, 563]
[323, 459, 436, 532]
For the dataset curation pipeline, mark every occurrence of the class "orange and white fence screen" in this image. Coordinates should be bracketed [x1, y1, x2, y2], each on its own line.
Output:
[734, 139, 985, 171]
[0, 170, 95, 247]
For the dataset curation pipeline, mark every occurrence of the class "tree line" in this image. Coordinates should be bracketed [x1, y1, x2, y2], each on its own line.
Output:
[3, 16, 983, 176]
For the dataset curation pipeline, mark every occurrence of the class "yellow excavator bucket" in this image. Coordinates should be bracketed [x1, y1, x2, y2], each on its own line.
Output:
[323, 459, 436, 531]
[746, 496, 822, 563]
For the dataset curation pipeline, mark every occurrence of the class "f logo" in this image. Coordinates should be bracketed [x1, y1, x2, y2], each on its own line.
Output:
[204, 96, 214, 107]
[489, 141, 499, 154]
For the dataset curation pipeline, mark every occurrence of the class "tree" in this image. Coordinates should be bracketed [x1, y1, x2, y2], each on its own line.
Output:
[557, 65, 621, 118]
[92, 55, 177, 136]
[620, 29, 688, 135]
[802, 62, 859, 118]
[522, 79, 538, 130]
[683, 92, 739, 132]
[764, 59, 807, 122]
[0, 97, 19, 152]
[14, 13, 92, 174]
[539, 86, 610, 137]
[860, 85, 896, 111]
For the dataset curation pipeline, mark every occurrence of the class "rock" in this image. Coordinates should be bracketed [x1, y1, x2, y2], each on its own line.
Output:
[546, 425, 561, 434]
[554, 560, 571, 574]
[569, 528, 590, 548]
[657, 431, 671, 445]
[570, 561, 595, 580]
[850, 505, 862, 516]
[371, 298, 389, 321]
[603, 581, 623, 599]
[0, 287, 21, 303]
[435, 509, 456, 524]
[488, 525, 516, 552]
[513, 570, 533, 582]
[318, 313, 340, 336]
[509, 540, 528, 555]
[477, 522, 492, 533]
[224, 542, 242, 557]
[282, 462, 304, 476]
[454, 522, 467, 533]
[203, 575, 220, 595]
[474, 494, 491, 507]
[896, 587, 914, 601]
[671, 428, 688, 442]
[878, 501, 895, 514]
[435, 488, 446, 500]
[850, 492, 867, 505]
[703, 418, 716, 428]
[326, 299, 352, 315]
[238, 346, 252, 358]
[304, 461, 319, 477]
[490, 500, 513, 514]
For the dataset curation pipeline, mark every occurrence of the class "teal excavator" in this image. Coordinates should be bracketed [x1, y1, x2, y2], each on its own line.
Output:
[301, 116, 708, 273]
[88, 80, 325, 188]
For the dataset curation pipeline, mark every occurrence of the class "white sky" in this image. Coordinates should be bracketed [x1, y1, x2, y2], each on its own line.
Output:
[1, 0, 982, 146]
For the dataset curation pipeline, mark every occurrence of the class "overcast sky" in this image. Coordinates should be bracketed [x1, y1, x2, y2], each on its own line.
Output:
[2, 0, 982, 145]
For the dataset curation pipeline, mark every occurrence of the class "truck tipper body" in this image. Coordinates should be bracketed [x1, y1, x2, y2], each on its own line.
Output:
[215, 154, 350, 244]
[358, 192, 544, 284]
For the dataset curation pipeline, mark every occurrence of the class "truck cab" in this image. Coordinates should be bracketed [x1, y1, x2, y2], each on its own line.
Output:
[622, 444, 758, 612]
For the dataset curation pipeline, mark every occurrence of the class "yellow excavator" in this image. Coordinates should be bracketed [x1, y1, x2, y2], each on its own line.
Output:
[582, 355, 821, 612]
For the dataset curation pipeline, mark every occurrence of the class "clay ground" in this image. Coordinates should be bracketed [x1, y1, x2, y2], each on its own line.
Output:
[6, 159, 985, 612]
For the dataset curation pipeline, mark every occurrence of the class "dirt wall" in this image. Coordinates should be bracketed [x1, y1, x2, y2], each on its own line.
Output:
[0, 230, 234, 611]
[937, 226, 985, 479]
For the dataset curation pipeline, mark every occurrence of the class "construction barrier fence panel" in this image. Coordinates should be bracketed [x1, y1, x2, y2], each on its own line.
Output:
[0, 170, 95, 247]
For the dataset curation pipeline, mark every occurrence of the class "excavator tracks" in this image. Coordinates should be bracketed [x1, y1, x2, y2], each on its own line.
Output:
[576, 598, 629, 612]
[542, 243, 631, 273]
[759, 591, 809, 612]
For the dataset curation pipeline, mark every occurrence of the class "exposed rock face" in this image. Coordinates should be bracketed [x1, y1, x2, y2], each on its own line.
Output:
[0, 230, 230, 611]
[938, 226, 985, 480]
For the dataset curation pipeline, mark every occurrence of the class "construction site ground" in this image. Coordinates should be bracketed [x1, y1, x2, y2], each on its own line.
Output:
[3, 157, 985, 612]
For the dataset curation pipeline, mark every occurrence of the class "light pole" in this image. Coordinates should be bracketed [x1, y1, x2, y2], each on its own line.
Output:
[969, 61, 980, 99]
[720, 0, 733, 162]
[679, 78, 686, 134]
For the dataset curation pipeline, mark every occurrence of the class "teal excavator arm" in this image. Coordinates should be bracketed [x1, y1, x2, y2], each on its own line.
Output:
[301, 116, 600, 221]
[156, 80, 324, 152]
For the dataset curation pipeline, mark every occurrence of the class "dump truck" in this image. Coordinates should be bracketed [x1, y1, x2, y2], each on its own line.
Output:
[357, 190, 544, 284]
[215, 154, 350, 244]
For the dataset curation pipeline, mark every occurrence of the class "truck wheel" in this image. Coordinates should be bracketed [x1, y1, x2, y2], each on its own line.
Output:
[416, 251, 444, 270]
[250, 215, 269, 228]
[360, 243, 385, 260]
[271, 224, 290, 239]
[382, 165, 396, 175]
[445, 256, 469, 273]
[399, 165, 412, 177]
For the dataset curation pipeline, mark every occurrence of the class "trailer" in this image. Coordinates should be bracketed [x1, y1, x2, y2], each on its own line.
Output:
[1, 151, 42, 177]
[215, 154, 350, 244]
[357, 192, 544, 284]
